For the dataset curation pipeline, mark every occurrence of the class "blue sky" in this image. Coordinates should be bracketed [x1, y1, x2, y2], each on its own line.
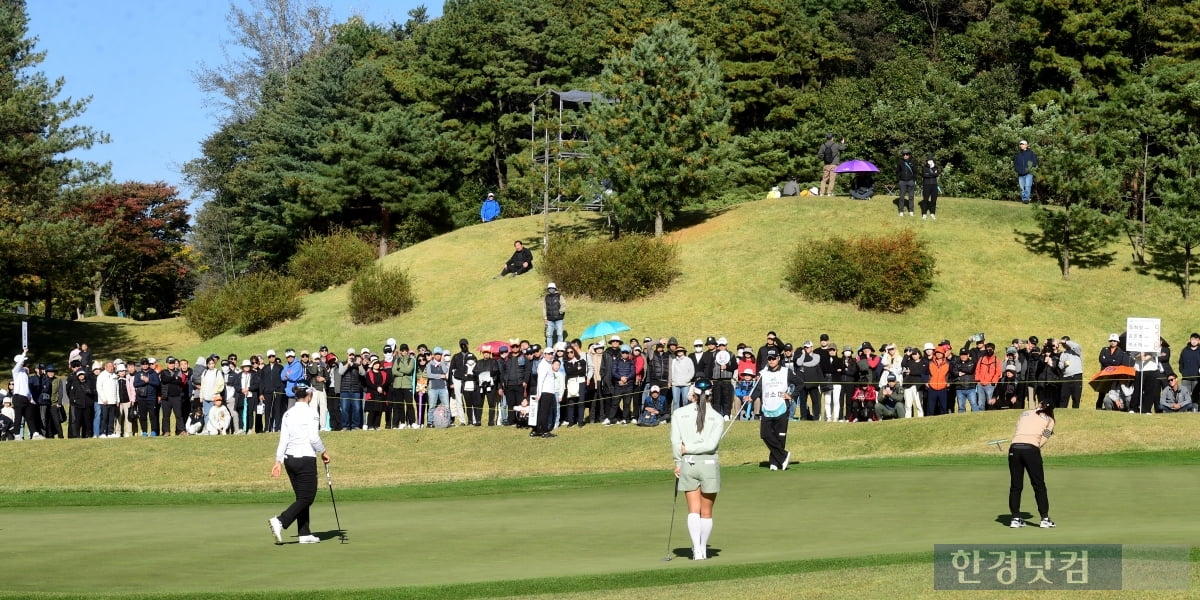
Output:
[27, 1, 439, 205]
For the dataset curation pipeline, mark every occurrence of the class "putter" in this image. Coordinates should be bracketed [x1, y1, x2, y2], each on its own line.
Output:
[663, 475, 680, 561]
[324, 461, 346, 543]
[987, 438, 1009, 452]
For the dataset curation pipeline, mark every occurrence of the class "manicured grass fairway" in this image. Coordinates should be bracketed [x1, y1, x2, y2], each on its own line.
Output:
[3, 461, 1197, 597]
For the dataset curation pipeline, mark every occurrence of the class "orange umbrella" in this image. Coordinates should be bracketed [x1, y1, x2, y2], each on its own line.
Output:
[1088, 365, 1135, 392]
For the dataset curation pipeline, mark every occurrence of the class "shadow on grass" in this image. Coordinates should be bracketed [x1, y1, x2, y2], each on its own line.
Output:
[1013, 227, 1117, 272]
[1, 315, 140, 367]
[993, 512, 1034, 527]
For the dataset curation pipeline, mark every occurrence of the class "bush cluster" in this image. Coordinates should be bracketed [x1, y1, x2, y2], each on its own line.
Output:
[784, 229, 935, 313]
[287, 229, 376, 292]
[349, 266, 415, 324]
[182, 273, 303, 339]
[542, 234, 680, 302]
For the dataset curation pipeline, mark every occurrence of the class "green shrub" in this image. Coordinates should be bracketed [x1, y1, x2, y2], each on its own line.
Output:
[542, 234, 680, 302]
[182, 286, 236, 340]
[229, 272, 303, 334]
[785, 229, 935, 313]
[349, 266, 416, 324]
[287, 229, 376, 292]
[182, 272, 303, 339]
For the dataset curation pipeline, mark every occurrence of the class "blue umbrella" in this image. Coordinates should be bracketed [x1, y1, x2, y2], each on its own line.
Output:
[581, 320, 631, 340]
[834, 159, 880, 173]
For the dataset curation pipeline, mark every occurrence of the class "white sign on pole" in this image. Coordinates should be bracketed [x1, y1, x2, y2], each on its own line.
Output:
[21, 320, 28, 349]
[1125, 317, 1161, 353]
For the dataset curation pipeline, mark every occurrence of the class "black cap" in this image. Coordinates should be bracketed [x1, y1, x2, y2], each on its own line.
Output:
[399, 343, 409, 351]
[294, 383, 310, 395]
[820, 333, 829, 341]
[139, 358, 150, 365]
[166, 356, 177, 363]
[783, 342, 793, 351]
[766, 349, 780, 358]
[706, 336, 717, 345]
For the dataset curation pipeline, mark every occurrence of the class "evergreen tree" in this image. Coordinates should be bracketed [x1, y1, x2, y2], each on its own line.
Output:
[1147, 132, 1200, 299]
[586, 21, 733, 237]
[0, 0, 108, 316]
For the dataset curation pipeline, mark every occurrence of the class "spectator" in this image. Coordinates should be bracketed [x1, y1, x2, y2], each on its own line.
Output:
[96, 361, 119, 438]
[670, 345, 696, 413]
[818, 134, 846, 196]
[1159, 374, 1193, 413]
[259, 350, 284, 432]
[68, 367, 97, 438]
[423, 348, 449, 428]
[793, 341, 821, 421]
[1020, 337, 1043, 409]
[926, 348, 950, 415]
[901, 347, 927, 418]
[876, 373, 903, 420]
[543, 283, 566, 349]
[606, 345, 636, 425]
[781, 175, 799, 197]
[340, 350, 366, 430]
[480, 191, 501, 222]
[896, 149, 916, 217]
[638, 385, 666, 426]
[848, 382, 878, 422]
[1057, 339, 1084, 409]
[390, 344, 416, 429]
[1014, 140, 1038, 203]
[989, 365, 1024, 410]
[495, 240, 533, 278]
[951, 348, 978, 412]
[976, 343, 1001, 409]
[132, 359, 159, 436]
[1096, 333, 1129, 408]
[920, 155, 940, 220]
[1132, 351, 1160, 414]
[1178, 334, 1200, 403]
[204, 396, 232, 434]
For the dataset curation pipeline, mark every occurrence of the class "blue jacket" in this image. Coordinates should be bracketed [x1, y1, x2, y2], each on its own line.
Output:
[133, 368, 160, 400]
[610, 358, 635, 386]
[1178, 344, 1200, 377]
[281, 359, 306, 397]
[1014, 149, 1038, 176]
[481, 197, 501, 222]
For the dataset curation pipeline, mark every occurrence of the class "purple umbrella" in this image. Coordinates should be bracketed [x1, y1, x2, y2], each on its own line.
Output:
[834, 159, 880, 173]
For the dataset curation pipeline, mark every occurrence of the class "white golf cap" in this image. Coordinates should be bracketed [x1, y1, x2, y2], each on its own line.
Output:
[1108, 333, 1120, 342]
[241, 359, 252, 367]
[923, 342, 934, 351]
[547, 282, 556, 289]
[386, 337, 397, 348]
[553, 341, 567, 351]
[284, 350, 296, 358]
[347, 348, 356, 355]
[360, 347, 370, 355]
[610, 335, 622, 342]
[716, 337, 727, 345]
[266, 349, 276, 357]
[694, 339, 703, 346]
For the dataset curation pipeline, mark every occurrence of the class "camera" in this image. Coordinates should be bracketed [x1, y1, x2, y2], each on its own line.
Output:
[969, 333, 985, 343]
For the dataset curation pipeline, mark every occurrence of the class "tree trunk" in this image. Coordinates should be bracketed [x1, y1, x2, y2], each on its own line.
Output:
[94, 283, 105, 317]
[42, 277, 52, 319]
[1060, 221, 1071, 279]
[1186, 245, 1192, 300]
[654, 209, 664, 238]
[379, 206, 391, 258]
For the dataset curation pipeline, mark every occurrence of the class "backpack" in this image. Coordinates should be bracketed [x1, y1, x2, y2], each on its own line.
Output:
[545, 293, 563, 321]
[818, 143, 831, 164]
[431, 405, 451, 428]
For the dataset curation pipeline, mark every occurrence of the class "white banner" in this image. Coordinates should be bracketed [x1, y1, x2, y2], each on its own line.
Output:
[1125, 317, 1161, 353]
[21, 320, 27, 350]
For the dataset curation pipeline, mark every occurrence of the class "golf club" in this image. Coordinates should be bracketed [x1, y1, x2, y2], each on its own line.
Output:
[663, 474, 680, 561]
[719, 379, 757, 442]
[324, 461, 346, 543]
[987, 438, 1009, 453]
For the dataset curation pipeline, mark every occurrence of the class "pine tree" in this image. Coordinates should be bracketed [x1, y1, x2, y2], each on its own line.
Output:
[0, 0, 108, 316]
[586, 21, 733, 237]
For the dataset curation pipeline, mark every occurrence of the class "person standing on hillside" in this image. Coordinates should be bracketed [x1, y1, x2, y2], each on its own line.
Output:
[269, 384, 329, 545]
[1007, 400, 1055, 529]
[543, 282, 567, 349]
[920, 155, 940, 219]
[896, 149, 917, 216]
[818, 134, 846, 197]
[480, 191, 501, 223]
[1014, 140, 1039, 204]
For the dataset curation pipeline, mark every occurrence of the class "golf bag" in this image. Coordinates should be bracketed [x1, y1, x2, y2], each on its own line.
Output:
[431, 405, 451, 429]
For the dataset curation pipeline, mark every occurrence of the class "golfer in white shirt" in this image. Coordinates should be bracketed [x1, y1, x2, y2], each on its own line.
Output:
[268, 384, 329, 544]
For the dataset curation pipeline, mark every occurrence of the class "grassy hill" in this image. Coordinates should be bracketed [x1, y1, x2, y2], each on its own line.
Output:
[3, 194, 1194, 365]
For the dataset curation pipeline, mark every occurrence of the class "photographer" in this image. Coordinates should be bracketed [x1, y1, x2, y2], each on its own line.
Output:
[338, 350, 366, 430]
[1040, 339, 1062, 408]
[951, 348, 978, 412]
[920, 155, 940, 219]
[901, 347, 927, 418]
[975, 343, 1001, 409]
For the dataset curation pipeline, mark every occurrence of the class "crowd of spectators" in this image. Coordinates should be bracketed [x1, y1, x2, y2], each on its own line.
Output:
[1, 329, 1191, 442]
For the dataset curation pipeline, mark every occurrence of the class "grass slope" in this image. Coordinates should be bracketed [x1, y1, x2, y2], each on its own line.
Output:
[4, 195, 1195, 365]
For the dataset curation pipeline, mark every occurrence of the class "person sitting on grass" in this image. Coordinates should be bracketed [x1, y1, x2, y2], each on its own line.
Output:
[875, 373, 903, 420]
[495, 240, 533, 278]
[512, 397, 530, 429]
[988, 365, 1024, 410]
[637, 385, 666, 426]
[1159, 374, 1194, 413]
[204, 395, 231, 435]
[848, 382, 877, 422]
[185, 406, 205, 435]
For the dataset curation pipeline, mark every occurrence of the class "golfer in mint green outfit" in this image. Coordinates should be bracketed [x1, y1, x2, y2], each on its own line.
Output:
[670, 384, 725, 560]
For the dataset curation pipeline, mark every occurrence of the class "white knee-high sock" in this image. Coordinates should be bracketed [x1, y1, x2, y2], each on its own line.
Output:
[687, 513, 701, 555]
[699, 517, 713, 554]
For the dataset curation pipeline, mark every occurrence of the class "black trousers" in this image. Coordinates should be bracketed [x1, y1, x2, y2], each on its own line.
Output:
[1058, 375, 1082, 409]
[760, 413, 789, 468]
[161, 396, 184, 434]
[535, 392, 557, 434]
[70, 404, 95, 438]
[897, 180, 916, 212]
[482, 389, 500, 425]
[921, 183, 938, 215]
[503, 384, 524, 425]
[279, 456, 318, 536]
[607, 385, 633, 421]
[802, 386, 821, 420]
[393, 388, 414, 425]
[13, 394, 40, 438]
[464, 389, 483, 425]
[1008, 443, 1049, 519]
[711, 380, 733, 416]
[136, 400, 159, 434]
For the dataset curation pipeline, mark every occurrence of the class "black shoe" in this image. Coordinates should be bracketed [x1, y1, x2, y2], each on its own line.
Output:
[541, 432, 557, 438]
[529, 431, 539, 438]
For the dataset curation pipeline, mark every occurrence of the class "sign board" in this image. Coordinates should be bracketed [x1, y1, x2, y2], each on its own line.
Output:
[1125, 318, 1161, 353]
[21, 320, 27, 350]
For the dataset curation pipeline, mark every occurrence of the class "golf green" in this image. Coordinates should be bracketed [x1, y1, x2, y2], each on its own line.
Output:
[3, 462, 1197, 596]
